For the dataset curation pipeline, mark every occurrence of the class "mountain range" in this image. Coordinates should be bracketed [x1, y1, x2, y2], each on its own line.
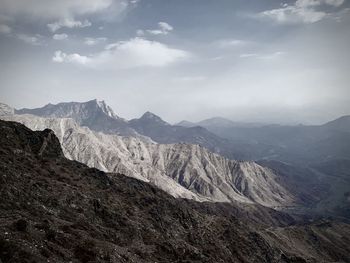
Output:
[1, 103, 295, 207]
[1, 100, 350, 218]
[178, 116, 350, 164]
[2, 119, 350, 262]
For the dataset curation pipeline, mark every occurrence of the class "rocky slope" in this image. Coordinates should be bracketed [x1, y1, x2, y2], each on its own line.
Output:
[1, 119, 350, 263]
[1, 104, 295, 207]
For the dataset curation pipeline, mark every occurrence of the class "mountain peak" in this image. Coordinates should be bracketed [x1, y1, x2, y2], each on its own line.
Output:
[176, 120, 196, 127]
[140, 111, 169, 125]
[96, 100, 118, 119]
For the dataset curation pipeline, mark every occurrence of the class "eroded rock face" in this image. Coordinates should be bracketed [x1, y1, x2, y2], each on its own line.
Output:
[1, 113, 295, 207]
[1, 120, 350, 263]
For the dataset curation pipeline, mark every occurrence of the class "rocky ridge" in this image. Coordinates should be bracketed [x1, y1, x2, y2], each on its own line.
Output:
[1, 103, 294, 207]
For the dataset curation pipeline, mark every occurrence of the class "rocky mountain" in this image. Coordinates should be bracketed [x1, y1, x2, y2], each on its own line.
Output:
[15, 99, 139, 137]
[6, 101, 350, 216]
[1, 108, 294, 207]
[16, 100, 244, 160]
[129, 112, 244, 159]
[1, 119, 350, 262]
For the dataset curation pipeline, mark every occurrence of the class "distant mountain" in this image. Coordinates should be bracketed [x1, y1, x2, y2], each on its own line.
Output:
[323, 115, 350, 133]
[2, 119, 350, 262]
[129, 112, 243, 159]
[177, 117, 263, 129]
[15, 99, 138, 136]
[1, 110, 295, 207]
[183, 117, 350, 164]
[176, 120, 197, 127]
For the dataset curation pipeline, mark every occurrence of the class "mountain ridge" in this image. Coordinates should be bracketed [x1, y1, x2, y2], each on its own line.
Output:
[1, 110, 295, 207]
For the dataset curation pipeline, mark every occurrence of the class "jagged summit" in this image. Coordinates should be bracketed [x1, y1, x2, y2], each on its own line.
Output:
[96, 99, 119, 119]
[16, 99, 119, 119]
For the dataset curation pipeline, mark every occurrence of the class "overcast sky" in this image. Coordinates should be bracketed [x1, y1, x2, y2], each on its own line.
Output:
[0, 0, 349, 124]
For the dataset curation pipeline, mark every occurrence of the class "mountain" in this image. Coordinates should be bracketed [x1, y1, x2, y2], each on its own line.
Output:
[176, 120, 197, 127]
[183, 117, 350, 164]
[1, 110, 295, 207]
[323, 115, 350, 133]
[1, 119, 350, 262]
[129, 112, 243, 159]
[15, 99, 138, 136]
[177, 117, 263, 129]
[6, 101, 350, 215]
[16, 100, 246, 159]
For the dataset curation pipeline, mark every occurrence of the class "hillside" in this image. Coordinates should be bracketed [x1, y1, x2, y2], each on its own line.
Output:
[1, 120, 350, 262]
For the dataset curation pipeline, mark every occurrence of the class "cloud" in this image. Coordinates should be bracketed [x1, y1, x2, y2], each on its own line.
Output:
[53, 37, 190, 70]
[239, 53, 259, 58]
[146, 22, 173, 35]
[17, 34, 44, 45]
[53, 33, 68, 40]
[53, 50, 89, 64]
[173, 76, 206, 82]
[296, 0, 344, 7]
[0, 0, 115, 19]
[0, 24, 11, 33]
[239, 51, 285, 59]
[216, 39, 247, 48]
[47, 18, 91, 32]
[84, 37, 107, 46]
[136, 29, 145, 36]
[259, 0, 345, 24]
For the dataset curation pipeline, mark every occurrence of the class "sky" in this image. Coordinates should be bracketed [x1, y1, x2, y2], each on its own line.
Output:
[0, 0, 349, 124]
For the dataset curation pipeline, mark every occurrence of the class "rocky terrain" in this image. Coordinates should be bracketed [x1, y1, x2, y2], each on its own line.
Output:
[1, 119, 350, 263]
[0, 108, 294, 207]
[16, 100, 242, 160]
[3, 100, 350, 217]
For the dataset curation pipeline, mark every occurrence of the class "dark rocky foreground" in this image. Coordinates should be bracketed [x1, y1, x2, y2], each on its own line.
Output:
[0, 120, 349, 263]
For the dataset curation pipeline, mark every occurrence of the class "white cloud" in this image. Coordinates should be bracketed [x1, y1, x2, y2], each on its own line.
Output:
[217, 39, 247, 48]
[146, 22, 173, 35]
[53, 50, 90, 64]
[47, 18, 91, 32]
[239, 53, 258, 58]
[0, 0, 115, 19]
[158, 22, 173, 32]
[53, 33, 68, 40]
[239, 51, 285, 59]
[296, 0, 345, 7]
[53, 37, 190, 70]
[17, 34, 43, 45]
[259, 0, 345, 24]
[0, 24, 11, 33]
[173, 76, 206, 82]
[84, 37, 107, 46]
[136, 29, 145, 36]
